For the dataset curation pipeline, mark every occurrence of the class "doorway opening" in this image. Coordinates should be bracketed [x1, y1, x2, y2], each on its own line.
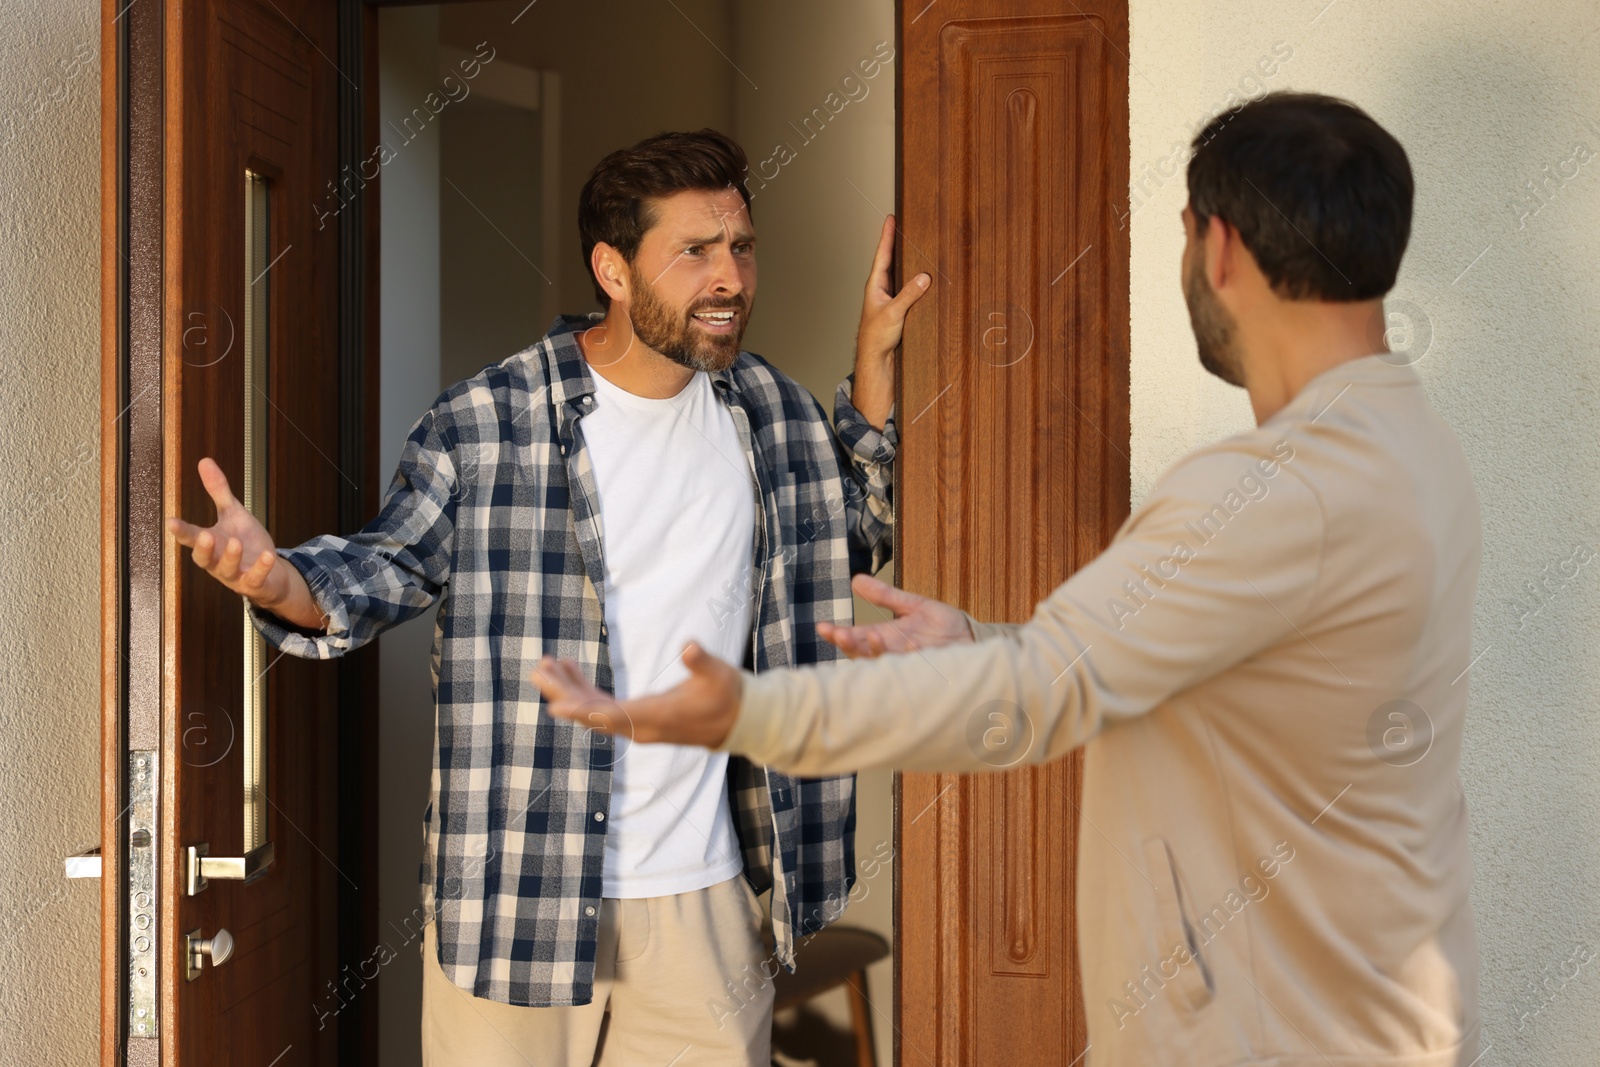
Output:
[374, 4, 897, 1064]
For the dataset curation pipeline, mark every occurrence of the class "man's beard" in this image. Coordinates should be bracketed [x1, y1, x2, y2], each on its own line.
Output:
[626, 265, 748, 373]
[1183, 252, 1244, 387]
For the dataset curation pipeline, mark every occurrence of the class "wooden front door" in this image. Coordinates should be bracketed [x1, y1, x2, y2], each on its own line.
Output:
[100, 0, 376, 1063]
[895, 0, 1130, 1063]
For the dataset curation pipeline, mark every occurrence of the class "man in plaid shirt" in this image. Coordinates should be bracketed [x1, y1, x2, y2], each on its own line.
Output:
[167, 129, 929, 1065]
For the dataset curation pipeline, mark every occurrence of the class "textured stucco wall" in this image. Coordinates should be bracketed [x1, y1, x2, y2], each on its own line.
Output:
[1128, 2, 1600, 1063]
[0, 3, 104, 1065]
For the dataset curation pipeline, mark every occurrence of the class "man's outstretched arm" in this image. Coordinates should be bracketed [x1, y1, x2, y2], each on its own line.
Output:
[168, 396, 462, 660]
[536, 447, 1326, 778]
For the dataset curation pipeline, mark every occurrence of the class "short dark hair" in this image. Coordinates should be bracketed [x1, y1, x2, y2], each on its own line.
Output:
[577, 128, 754, 307]
[1186, 91, 1413, 301]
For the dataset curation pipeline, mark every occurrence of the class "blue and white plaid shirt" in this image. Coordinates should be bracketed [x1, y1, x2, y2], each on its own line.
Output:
[249, 314, 895, 1007]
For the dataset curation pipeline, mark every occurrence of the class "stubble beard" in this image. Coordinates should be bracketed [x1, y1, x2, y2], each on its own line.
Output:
[627, 264, 749, 374]
[1184, 252, 1245, 387]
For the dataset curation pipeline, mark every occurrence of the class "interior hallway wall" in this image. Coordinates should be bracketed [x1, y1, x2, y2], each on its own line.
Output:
[1128, 3, 1600, 1063]
[0, 3, 102, 1064]
[376, 9, 445, 1067]
[440, 0, 736, 323]
[730, 4, 898, 1065]
[439, 92, 545, 386]
[381, 5, 737, 1067]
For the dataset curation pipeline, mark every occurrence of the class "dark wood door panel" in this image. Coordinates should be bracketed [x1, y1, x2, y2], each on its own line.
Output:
[168, 2, 341, 1063]
[168, 1, 342, 1062]
[896, 1, 1129, 1063]
[105, 0, 349, 1062]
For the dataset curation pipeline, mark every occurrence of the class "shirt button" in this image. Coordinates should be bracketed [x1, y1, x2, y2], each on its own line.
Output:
[594, 811, 605, 822]
[585, 905, 596, 917]
[600, 623, 608, 637]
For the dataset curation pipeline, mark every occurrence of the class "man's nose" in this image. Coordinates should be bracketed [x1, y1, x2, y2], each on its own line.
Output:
[707, 250, 745, 299]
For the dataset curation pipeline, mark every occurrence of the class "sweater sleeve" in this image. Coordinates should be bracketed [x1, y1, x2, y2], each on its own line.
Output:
[963, 613, 1022, 643]
[720, 442, 1324, 776]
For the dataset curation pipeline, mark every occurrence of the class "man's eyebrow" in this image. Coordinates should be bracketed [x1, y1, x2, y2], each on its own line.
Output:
[677, 228, 757, 245]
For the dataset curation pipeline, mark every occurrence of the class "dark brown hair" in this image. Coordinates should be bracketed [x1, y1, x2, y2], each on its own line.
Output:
[577, 128, 753, 306]
[1186, 91, 1413, 301]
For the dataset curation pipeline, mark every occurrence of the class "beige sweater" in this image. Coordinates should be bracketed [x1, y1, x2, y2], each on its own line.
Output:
[723, 355, 1482, 1066]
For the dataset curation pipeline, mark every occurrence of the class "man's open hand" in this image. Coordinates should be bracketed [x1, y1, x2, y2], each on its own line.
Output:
[166, 457, 326, 630]
[167, 458, 287, 605]
[818, 573, 974, 659]
[533, 641, 744, 749]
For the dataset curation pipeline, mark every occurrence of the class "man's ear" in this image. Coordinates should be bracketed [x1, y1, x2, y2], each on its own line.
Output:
[1203, 214, 1234, 292]
[592, 243, 630, 306]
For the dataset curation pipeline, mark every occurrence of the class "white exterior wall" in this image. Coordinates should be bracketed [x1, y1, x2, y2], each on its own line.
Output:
[1129, 3, 1600, 1062]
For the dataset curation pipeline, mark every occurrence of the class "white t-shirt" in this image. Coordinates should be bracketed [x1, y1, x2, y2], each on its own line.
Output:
[581, 366, 755, 899]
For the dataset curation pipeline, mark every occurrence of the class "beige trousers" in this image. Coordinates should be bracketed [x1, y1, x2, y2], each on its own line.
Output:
[420, 875, 774, 1067]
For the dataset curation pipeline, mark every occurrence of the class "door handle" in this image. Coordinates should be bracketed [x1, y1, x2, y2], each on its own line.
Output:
[184, 243, 280, 899]
[185, 840, 275, 895]
[185, 603, 280, 895]
[185, 927, 235, 980]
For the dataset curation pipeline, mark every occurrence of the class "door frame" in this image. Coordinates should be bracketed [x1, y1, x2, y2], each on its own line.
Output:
[104, 1, 1126, 1064]
[349, 4, 1128, 1067]
[100, 1, 383, 1063]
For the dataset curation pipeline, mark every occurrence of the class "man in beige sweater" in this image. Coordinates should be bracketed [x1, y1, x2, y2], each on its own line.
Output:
[535, 91, 1483, 1066]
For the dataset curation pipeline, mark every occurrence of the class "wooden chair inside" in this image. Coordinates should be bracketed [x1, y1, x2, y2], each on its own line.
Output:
[771, 925, 890, 1067]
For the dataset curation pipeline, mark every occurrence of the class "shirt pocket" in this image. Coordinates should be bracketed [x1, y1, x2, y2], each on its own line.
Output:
[1142, 837, 1216, 1013]
[767, 475, 797, 588]
[773, 460, 836, 553]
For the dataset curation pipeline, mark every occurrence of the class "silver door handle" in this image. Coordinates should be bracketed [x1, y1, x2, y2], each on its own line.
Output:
[185, 276, 280, 900]
[185, 841, 275, 895]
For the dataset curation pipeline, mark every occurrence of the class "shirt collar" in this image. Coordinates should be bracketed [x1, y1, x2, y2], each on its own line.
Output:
[542, 313, 740, 424]
[1265, 352, 1421, 429]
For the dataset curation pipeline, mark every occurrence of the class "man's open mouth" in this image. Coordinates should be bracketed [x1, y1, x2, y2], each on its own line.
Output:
[691, 308, 739, 329]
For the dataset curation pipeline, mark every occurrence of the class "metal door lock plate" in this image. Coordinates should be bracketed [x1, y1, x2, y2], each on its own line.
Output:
[128, 751, 157, 1038]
